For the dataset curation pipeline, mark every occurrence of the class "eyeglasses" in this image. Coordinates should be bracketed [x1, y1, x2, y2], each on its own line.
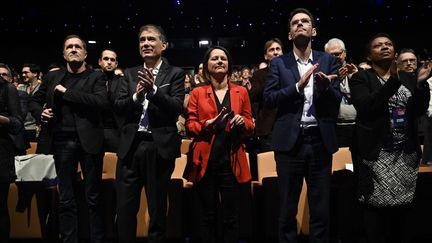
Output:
[400, 58, 417, 65]
[0, 73, 10, 77]
[291, 18, 312, 26]
[330, 50, 345, 57]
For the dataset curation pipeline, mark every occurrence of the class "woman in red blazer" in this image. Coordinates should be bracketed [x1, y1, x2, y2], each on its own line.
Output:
[184, 46, 254, 243]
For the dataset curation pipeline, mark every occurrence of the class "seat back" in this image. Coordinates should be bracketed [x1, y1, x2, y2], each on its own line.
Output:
[102, 152, 118, 180]
[332, 147, 352, 172]
[180, 139, 192, 154]
[257, 151, 277, 184]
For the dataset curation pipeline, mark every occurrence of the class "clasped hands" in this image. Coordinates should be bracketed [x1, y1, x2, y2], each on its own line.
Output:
[205, 107, 245, 130]
[297, 63, 338, 92]
[136, 68, 155, 101]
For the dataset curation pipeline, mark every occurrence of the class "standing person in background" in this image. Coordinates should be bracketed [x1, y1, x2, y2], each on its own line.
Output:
[324, 38, 358, 147]
[349, 33, 431, 243]
[29, 34, 107, 243]
[19, 64, 42, 144]
[114, 24, 185, 243]
[397, 48, 418, 73]
[184, 46, 254, 243]
[0, 75, 23, 243]
[194, 63, 205, 85]
[250, 38, 283, 152]
[98, 48, 123, 152]
[264, 8, 341, 243]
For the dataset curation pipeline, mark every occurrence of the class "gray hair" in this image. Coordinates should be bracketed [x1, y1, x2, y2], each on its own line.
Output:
[324, 38, 346, 52]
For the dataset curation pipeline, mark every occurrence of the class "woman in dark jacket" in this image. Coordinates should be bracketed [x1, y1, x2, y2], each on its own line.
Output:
[350, 33, 431, 243]
[0, 76, 23, 242]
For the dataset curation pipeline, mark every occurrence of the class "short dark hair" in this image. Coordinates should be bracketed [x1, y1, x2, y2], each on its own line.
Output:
[365, 33, 395, 56]
[202, 46, 233, 83]
[289, 8, 316, 28]
[100, 48, 118, 60]
[63, 34, 87, 51]
[263, 38, 283, 55]
[22, 63, 41, 76]
[138, 24, 167, 44]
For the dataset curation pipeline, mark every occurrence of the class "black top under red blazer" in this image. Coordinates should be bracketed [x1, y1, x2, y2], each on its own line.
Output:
[349, 70, 430, 161]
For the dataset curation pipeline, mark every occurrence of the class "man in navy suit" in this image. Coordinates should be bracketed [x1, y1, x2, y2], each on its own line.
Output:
[264, 8, 342, 243]
[30, 35, 107, 243]
[114, 24, 185, 243]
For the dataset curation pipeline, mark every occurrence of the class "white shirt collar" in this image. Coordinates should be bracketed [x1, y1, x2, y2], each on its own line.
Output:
[294, 51, 313, 65]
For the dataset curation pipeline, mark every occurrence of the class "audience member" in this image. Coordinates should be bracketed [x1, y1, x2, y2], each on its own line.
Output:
[29, 34, 107, 243]
[98, 48, 123, 152]
[264, 8, 341, 243]
[184, 46, 254, 243]
[397, 48, 417, 73]
[250, 38, 283, 152]
[0, 75, 23, 243]
[349, 33, 431, 243]
[114, 24, 185, 243]
[324, 38, 358, 147]
[19, 64, 42, 143]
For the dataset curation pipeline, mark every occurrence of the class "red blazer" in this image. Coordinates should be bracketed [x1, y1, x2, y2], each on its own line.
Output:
[184, 82, 254, 183]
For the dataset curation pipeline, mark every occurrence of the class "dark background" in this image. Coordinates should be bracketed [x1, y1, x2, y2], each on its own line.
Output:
[1, 0, 431, 73]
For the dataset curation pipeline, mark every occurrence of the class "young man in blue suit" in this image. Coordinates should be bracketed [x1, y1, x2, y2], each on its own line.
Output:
[264, 8, 342, 243]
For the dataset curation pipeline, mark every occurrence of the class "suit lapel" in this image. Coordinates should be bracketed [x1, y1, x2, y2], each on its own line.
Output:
[284, 52, 300, 83]
[229, 83, 240, 114]
[206, 85, 218, 116]
[154, 62, 169, 87]
[49, 70, 66, 106]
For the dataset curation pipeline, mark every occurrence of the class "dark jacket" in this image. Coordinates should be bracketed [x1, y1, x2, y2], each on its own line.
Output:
[349, 70, 430, 160]
[29, 68, 107, 154]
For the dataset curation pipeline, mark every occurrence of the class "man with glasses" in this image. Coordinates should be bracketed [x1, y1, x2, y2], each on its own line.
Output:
[397, 48, 418, 73]
[324, 38, 358, 147]
[264, 8, 341, 243]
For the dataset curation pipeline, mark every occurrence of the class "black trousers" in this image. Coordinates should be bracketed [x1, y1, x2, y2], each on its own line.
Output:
[0, 182, 10, 243]
[116, 136, 175, 243]
[194, 160, 240, 243]
[103, 128, 120, 153]
[275, 132, 332, 243]
[362, 204, 412, 243]
[53, 132, 104, 243]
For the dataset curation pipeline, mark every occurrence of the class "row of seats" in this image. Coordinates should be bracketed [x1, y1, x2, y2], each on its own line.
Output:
[9, 141, 432, 241]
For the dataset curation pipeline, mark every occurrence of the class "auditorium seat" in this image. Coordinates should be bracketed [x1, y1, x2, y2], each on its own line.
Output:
[254, 151, 308, 241]
[8, 182, 43, 238]
[180, 139, 192, 154]
[26, 142, 38, 155]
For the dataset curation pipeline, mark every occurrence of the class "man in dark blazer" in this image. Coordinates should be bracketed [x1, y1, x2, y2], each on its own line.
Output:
[250, 38, 283, 152]
[264, 8, 341, 243]
[29, 35, 107, 243]
[98, 48, 123, 152]
[114, 24, 185, 243]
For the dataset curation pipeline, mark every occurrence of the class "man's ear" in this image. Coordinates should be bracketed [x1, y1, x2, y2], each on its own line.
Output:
[161, 42, 167, 51]
[312, 28, 317, 37]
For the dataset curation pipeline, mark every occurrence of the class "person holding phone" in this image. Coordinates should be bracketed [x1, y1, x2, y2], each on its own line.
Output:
[184, 46, 254, 243]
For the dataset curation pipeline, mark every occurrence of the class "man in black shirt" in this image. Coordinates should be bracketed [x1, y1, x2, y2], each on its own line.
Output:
[30, 35, 107, 243]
